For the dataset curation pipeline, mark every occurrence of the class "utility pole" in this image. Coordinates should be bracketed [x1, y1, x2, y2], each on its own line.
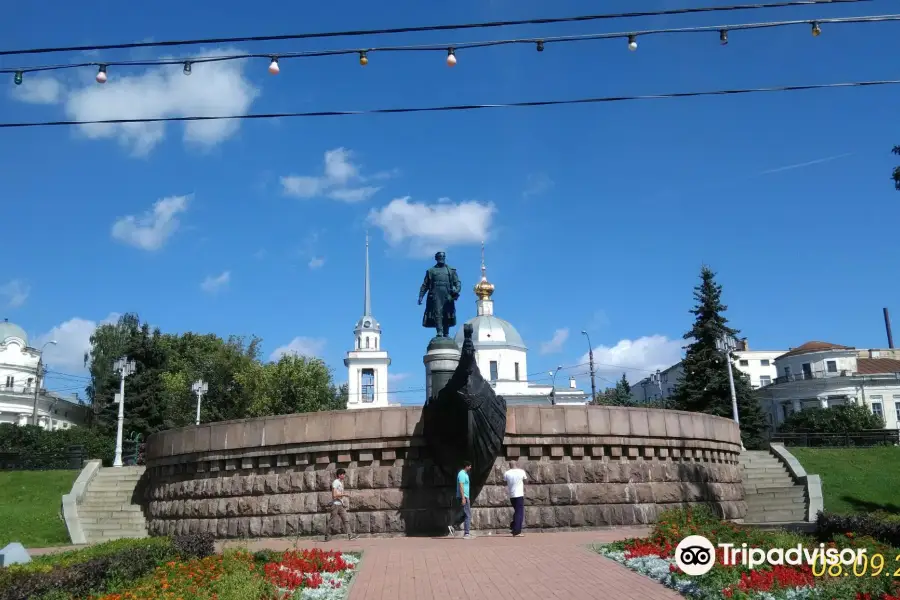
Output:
[581, 330, 597, 402]
[113, 356, 136, 468]
[192, 379, 208, 426]
[31, 340, 57, 427]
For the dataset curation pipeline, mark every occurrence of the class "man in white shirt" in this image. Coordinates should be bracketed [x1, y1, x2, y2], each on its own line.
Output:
[503, 461, 528, 537]
[325, 468, 358, 541]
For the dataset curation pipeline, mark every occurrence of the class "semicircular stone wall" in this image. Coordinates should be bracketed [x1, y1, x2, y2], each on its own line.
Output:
[142, 406, 745, 538]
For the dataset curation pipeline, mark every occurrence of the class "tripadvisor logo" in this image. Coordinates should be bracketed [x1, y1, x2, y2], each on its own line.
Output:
[675, 535, 717, 576]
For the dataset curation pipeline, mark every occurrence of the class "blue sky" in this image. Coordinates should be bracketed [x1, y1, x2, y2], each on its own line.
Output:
[1, 0, 899, 404]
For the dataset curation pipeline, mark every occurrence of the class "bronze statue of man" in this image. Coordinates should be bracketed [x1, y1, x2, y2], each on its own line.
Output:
[418, 251, 462, 338]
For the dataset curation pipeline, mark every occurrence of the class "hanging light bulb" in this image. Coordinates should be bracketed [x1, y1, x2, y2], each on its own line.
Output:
[96, 65, 108, 84]
[628, 35, 638, 51]
[536, 40, 545, 52]
[359, 51, 368, 66]
[13, 71, 23, 85]
[719, 30, 729, 45]
[811, 21, 821, 36]
[183, 61, 192, 75]
[446, 48, 457, 67]
[268, 57, 280, 75]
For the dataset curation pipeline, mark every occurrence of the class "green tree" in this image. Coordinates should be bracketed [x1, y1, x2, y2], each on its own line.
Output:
[670, 266, 768, 449]
[238, 354, 344, 417]
[591, 375, 634, 406]
[893, 145, 900, 191]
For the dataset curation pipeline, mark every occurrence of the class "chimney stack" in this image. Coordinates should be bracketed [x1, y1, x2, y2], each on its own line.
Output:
[885, 308, 895, 349]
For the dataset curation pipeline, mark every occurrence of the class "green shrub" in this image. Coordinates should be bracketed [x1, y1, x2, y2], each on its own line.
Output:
[778, 403, 884, 434]
[0, 424, 114, 466]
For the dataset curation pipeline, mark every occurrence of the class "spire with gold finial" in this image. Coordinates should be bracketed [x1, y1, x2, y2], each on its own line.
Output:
[473, 241, 495, 300]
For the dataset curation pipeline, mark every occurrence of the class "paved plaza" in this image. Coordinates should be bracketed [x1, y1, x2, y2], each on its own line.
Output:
[223, 527, 681, 600]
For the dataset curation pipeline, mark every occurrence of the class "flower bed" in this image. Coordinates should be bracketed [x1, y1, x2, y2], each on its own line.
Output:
[595, 507, 900, 600]
[0, 536, 358, 600]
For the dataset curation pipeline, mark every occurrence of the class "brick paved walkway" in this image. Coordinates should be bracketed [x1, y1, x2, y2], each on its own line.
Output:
[224, 528, 683, 600]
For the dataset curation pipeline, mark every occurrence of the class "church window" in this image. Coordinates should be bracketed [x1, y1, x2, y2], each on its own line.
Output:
[489, 361, 498, 381]
[365, 337, 370, 349]
[361, 369, 375, 402]
[358, 337, 361, 349]
[514, 363, 520, 381]
[27, 377, 34, 389]
[4, 376, 13, 388]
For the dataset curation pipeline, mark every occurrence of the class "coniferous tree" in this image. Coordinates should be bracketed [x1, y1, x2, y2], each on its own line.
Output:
[670, 266, 768, 449]
[893, 145, 900, 191]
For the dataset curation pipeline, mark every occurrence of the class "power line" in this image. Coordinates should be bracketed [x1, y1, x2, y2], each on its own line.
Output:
[5, 12, 897, 78]
[1, 77, 896, 130]
[0, 0, 869, 58]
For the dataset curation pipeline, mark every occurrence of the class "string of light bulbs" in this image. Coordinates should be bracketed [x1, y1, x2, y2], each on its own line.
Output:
[5, 12, 896, 85]
[0, 0, 869, 58]
[0, 77, 896, 129]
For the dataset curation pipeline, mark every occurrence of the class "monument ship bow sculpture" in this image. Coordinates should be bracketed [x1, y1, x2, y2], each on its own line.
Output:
[419, 251, 507, 501]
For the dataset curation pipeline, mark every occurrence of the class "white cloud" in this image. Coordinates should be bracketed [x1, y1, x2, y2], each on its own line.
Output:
[367, 196, 496, 257]
[579, 335, 684, 385]
[280, 148, 386, 203]
[308, 257, 325, 270]
[269, 337, 327, 361]
[200, 271, 230, 293]
[15, 49, 259, 156]
[111, 194, 191, 251]
[540, 328, 569, 355]
[11, 76, 65, 104]
[35, 313, 120, 373]
[0, 280, 30, 308]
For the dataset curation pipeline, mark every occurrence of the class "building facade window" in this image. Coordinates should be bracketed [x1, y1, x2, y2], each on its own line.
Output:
[871, 395, 884, 419]
[894, 400, 900, 424]
[739, 359, 749, 367]
[784, 366, 792, 378]
[365, 337, 370, 349]
[801, 363, 812, 379]
[489, 361, 498, 381]
[375, 338, 378, 349]
[759, 375, 772, 387]
[357, 337, 361, 349]
[514, 363, 520, 381]
[361, 369, 375, 403]
[826, 360, 837, 373]
[26, 377, 34, 389]
[760, 359, 770, 366]
[4, 376, 12, 388]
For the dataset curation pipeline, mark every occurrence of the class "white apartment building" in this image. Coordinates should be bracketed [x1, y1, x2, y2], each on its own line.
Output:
[0, 318, 90, 429]
[756, 341, 900, 431]
[631, 339, 785, 403]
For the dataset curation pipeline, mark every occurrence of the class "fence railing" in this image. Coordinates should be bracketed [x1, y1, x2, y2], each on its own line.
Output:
[0, 445, 87, 470]
[770, 430, 900, 447]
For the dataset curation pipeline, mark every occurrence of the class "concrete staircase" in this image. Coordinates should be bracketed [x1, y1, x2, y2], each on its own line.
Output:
[78, 466, 149, 543]
[739, 450, 808, 524]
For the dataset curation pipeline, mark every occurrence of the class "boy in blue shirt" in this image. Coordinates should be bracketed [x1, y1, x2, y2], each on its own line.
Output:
[448, 460, 473, 538]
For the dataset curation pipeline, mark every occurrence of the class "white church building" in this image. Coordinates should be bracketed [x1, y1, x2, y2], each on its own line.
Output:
[0, 318, 90, 429]
[454, 246, 590, 405]
[344, 237, 393, 409]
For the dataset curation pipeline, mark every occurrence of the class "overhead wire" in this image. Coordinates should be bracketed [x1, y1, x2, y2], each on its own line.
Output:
[1, 77, 896, 130]
[0, 0, 870, 58]
[4, 13, 898, 77]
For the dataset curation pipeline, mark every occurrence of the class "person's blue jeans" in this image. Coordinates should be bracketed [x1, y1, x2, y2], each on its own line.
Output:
[510, 496, 525, 535]
[454, 497, 471, 534]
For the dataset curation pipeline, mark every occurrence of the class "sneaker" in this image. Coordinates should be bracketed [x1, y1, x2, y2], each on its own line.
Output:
[513, 533, 525, 538]
[463, 533, 474, 539]
[448, 525, 455, 537]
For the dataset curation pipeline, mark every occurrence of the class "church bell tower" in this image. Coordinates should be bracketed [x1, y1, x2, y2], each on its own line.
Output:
[344, 234, 391, 409]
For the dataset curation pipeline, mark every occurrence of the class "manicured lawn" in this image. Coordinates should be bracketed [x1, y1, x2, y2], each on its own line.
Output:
[790, 446, 900, 515]
[0, 470, 78, 548]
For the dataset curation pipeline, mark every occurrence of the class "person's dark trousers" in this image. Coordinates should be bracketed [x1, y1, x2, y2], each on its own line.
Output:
[453, 497, 471, 534]
[510, 496, 525, 535]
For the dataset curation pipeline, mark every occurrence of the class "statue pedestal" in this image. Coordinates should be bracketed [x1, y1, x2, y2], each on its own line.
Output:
[423, 337, 460, 403]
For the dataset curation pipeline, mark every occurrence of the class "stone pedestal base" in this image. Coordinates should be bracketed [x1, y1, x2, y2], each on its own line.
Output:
[423, 337, 460, 402]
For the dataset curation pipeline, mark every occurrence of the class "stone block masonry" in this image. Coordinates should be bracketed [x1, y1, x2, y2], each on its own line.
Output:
[143, 406, 745, 538]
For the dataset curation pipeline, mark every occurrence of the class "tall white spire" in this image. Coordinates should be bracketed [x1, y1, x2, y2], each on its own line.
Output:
[364, 232, 371, 317]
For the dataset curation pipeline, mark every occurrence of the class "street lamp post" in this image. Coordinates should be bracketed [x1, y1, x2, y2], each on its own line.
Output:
[31, 340, 57, 427]
[192, 379, 208, 426]
[549, 366, 562, 405]
[581, 331, 597, 403]
[112, 356, 137, 468]
[717, 334, 744, 450]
